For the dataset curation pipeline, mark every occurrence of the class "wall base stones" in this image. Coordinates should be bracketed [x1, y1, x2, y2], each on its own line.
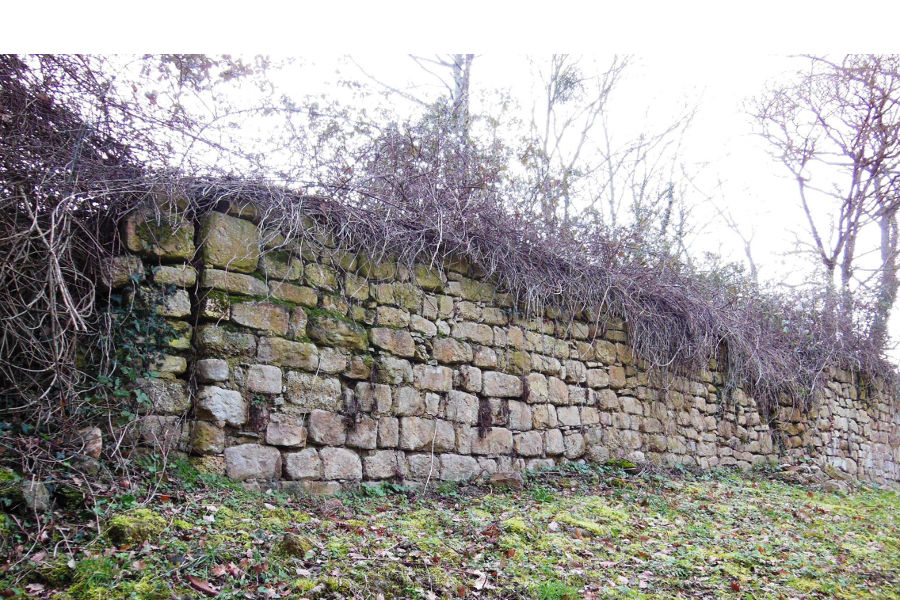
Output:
[111, 203, 900, 494]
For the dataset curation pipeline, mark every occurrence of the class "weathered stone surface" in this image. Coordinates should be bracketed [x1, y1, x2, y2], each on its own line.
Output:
[608, 365, 627, 389]
[191, 421, 225, 454]
[196, 325, 255, 356]
[266, 414, 307, 447]
[136, 415, 187, 447]
[232, 301, 290, 336]
[22, 480, 51, 512]
[104, 255, 144, 288]
[165, 321, 191, 350]
[557, 406, 581, 427]
[473, 346, 498, 368]
[284, 448, 321, 479]
[355, 383, 392, 413]
[470, 428, 513, 455]
[545, 429, 565, 455]
[410, 314, 437, 336]
[507, 401, 532, 431]
[452, 322, 494, 345]
[370, 328, 416, 357]
[199, 212, 260, 273]
[432, 338, 473, 364]
[414, 264, 445, 291]
[483, 372, 523, 398]
[532, 404, 557, 429]
[260, 251, 303, 280]
[124, 211, 195, 260]
[283, 480, 342, 496]
[257, 337, 318, 370]
[459, 365, 483, 393]
[135, 378, 190, 415]
[269, 281, 318, 306]
[413, 364, 453, 392]
[196, 385, 246, 426]
[304, 264, 337, 291]
[346, 416, 378, 449]
[446, 391, 479, 424]
[376, 306, 410, 328]
[246, 364, 283, 394]
[364, 450, 403, 479]
[225, 444, 281, 480]
[374, 356, 413, 384]
[201, 269, 268, 296]
[152, 264, 197, 287]
[564, 432, 585, 458]
[440, 454, 480, 481]
[308, 410, 347, 445]
[400, 417, 454, 451]
[407, 454, 440, 480]
[321, 448, 362, 480]
[514, 431, 543, 456]
[153, 287, 191, 318]
[307, 313, 368, 350]
[149, 354, 188, 377]
[488, 471, 524, 490]
[377, 417, 400, 447]
[394, 387, 425, 416]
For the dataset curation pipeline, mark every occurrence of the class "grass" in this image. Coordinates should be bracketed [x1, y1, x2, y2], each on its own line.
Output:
[1, 462, 898, 599]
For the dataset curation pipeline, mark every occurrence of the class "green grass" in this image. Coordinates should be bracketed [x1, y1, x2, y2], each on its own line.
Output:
[1, 463, 898, 599]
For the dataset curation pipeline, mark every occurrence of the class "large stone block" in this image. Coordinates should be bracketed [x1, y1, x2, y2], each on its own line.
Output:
[307, 313, 368, 350]
[266, 413, 307, 447]
[370, 328, 416, 357]
[284, 448, 321, 480]
[514, 431, 543, 457]
[152, 264, 197, 287]
[400, 417, 454, 451]
[532, 404, 557, 429]
[483, 372, 523, 398]
[432, 338, 473, 364]
[413, 364, 453, 392]
[507, 401, 532, 431]
[446, 391, 479, 424]
[377, 417, 400, 447]
[124, 211, 195, 260]
[135, 378, 190, 415]
[136, 415, 187, 448]
[308, 410, 347, 445]
[232, 301, 290, 336]
[321, 447, 362, 480]
[196, 359, 229, 383]
[259, 251, 303, 280]
[268, 281, 318, 307]
[285, 372, 342, 412]
[103, 255, 144, 288]
[394, 386, 425, 416]
[196, 386, 247, 426]
[564, 432, 585, 458]
[257, 337, 318, 370]
[413, 264, 445, 291]
[374, 356, 413, 384]
[246, 364, 283, 394]
[376, 306, 410, 328]
[440, 454, 480, 481]
[346, 416, 378, 449]
[459, 365, 482, 393]
[364, 450, 403, 479]
[557, 406, 581, 427]
[198, 212, 260, 273]
[544, 430, 565, 455]
[225, 444, 281, 480]
[200, 268, 268, 296]
[191, 421, 224, 454]
[470, 428, 513, 455]
[196, 325, 256, 356]
[452, 322, 494, 345]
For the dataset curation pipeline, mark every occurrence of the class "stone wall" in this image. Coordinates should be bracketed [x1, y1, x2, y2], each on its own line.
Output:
[108, 200, 900, 492]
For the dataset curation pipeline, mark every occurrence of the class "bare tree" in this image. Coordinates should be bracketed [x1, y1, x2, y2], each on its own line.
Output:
[752, 54, 900, 346]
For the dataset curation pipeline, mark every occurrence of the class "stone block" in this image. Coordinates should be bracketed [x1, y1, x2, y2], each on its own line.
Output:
[440, 454, 480, 481]
[285, 372, 342, 412]
[410, 314, 437, 336]
[257, 337, 318, 370]
[364, 450, 403, 479]
[483, 372, 523, 398]
[124, 211, 195, 260]
[200, 268, 268, 296]
[321, 447, 362, 480]
[260, 251, 303, 280]
[407, 454, 439, 480]
[268, 281, 318, 306]
[197, 325, 255, 356]
[545, 430, 565, 455]
[306, 313, 368, 350]
[103, 255, 144, 288]
[507, 401, 532, 431]
[548, 377, 568, 405]
[452, 322, 493, 345]
[355, 382, 392, 413]
[196, 385, 246, 426]
[266, 414, 307, 447]
[473, 346, 498, 368]
[400, 417, 454, 451]
[149, 354, 187, 377]
[374, 356, 413, 384]
[414, 264, 444, 291]
[225, 444, 281, 481]
[557, 406, 581, 427]
[568, 385, 591, 406]
[564, 432, 585, 458]
[198, 212, 260, 273]
[394, 387, 425, 416]
[305, 264, 338, 291]
[532, 404, 557, 429]
[446, 391, 479, 424]
[370, 328, 416, 357]
[432, 338, 473, 364]
[191, 421, 224, 454]
[346, 416, 378, 449]
[580, 406, 600, 425]
[135, 378, 190, 415]
[230, 301, 289, 336]
[377, 417, 400, 447]
[470, 427, 513, 455]
[413, 364, 453, 392]
[152, 264, 197, 287]
[459, 365, 482, 393]
[137, 415, 187, 447]
[317, 347, 348, 374]
[284, 448, 321, 479]
[307, 410, 347, 445]
[514, 431, 543, 457]
[376, 306, 410, 328]
[608, 365, 627, 389]
[246, 364, 283, 394]
[525, 373, 548, 403]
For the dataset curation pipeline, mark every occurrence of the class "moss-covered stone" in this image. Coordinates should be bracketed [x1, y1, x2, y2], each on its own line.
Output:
[307, 312, 368, 350]
[198, 212, 260, 273]
[123, 211, 195, 260]
[276, 533, 316, 557]
[105, 508, 166, 544]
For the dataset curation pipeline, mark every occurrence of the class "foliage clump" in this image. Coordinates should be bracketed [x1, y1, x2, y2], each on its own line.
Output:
[105, 508, 166, 544]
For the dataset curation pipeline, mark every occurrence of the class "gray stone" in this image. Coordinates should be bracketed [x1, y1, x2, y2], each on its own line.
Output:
[321, 448, 362, 480]
[470, 428, 513, 455]
[483, 372, 523, 398]
[104, 255, 144, 288]
[525, 373, 548, 403]
[307, 314, 368, 350]
[507, 401, 532, 431]
[459, 365, 482, 393]
[452, 322, 493, 345]
[308, 410, 347, 445]
[364, 450, 403, 479]
[196, 385, 246, 426]
[269, 281, 318, 307]
[257, 337, 318, 370]
[153, 287, 191, 317]
[200, 269, 268, 296]
[394, 387, 425, 416]
[232, 301, 290, 336]
[196, 325, 256, 356]
[370, 328, 416, 357]
[246, 364, 283, 394]
[446, 391, 479, 424]
[285, 372, 342, 411]
[225, 444, 281, 481]
[440, 454, 480, 481]
[545, 429, 565, 455]
[284, 448, 322, 480]
[410, 314, 437, 336]
[377, 417, 400, 447]
[488, 472, 524, 490]
[136, 415, 187, 447]
[152, 264, 197, 287]
[346, 416, 378, 449]
[532, 404, 557, 429]
[22, 480, 51, 512]
[198, 212, 260, 273]
[514, 431, 543, 456]
[259, 251, 303, 280]
[432, 338, 473, 364]
[557, 406, 581, 427]
[400, 417, 454, 451]
[149, 355, 187, 376]
[413, 364, 453, 392]
[564, 432, 586, 458]
[374, 356, 413, 384]
[266, 414, 307, 447]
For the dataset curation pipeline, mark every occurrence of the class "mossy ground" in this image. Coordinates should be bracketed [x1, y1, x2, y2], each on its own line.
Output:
[1, 462, 898, 599]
